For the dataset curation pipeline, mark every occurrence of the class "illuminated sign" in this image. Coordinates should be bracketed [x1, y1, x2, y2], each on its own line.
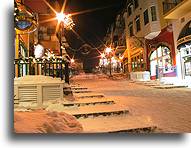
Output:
[14, 2, 37, 33]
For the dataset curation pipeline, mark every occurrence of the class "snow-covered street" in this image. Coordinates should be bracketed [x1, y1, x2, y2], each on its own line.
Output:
[71, 73, 191, 133]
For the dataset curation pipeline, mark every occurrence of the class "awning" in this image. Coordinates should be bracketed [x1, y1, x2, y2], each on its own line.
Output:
[177, 20, 191, 48]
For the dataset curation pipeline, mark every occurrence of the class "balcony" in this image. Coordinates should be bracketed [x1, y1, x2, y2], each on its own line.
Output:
[163, 0, 183, 14]
[163, 0, 191, 19]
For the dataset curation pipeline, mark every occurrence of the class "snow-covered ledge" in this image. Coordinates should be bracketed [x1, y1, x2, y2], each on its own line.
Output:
[14, 75, 65, 107]
[130, 71, 150, 81]
[160, 77, 190, 87]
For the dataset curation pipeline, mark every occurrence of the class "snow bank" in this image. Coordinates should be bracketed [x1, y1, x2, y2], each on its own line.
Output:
[14, 110, 83, 133]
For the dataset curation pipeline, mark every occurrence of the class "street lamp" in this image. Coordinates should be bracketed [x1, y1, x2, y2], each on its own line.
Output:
[56, 12, 74, 83]
[105, 47, 112, 54]
[105, 47, 112, 77]
[100, 53, 105, 58]
[70, 58, 75, 63]
[100, 53, 106, 73]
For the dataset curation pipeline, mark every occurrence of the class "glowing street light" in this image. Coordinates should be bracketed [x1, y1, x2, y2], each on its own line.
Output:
[119, 56, 123, 60]
[56, 12, 75, 30]
[34, 44, 44, 59]
[70, 58, 75, 63]
[56, 12, 65, 22]
[105, 47, 113, 77]
[100, 53, 105, 58]
[105, 47, 112, 54]
[56, 12, 74, 83]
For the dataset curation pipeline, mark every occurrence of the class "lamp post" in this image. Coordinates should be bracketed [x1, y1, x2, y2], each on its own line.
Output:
[105, 47, 112, 77]
[100, 53, 105, 73]
[56, 12, 74, 82]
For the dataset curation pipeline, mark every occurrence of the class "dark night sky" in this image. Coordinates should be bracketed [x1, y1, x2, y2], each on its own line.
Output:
[61, 0, 126, 70]
[64, 0, 126, 50]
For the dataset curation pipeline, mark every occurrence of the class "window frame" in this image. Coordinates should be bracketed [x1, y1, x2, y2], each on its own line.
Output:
[143, 9, 149, 25]
[135, 16, 141, 32]
[151, 6, 157, 21]
[128, 22, 134, 37]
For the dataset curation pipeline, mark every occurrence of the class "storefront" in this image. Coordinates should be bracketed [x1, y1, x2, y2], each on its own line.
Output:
[146, 25, 176, 80]
[128, 37, 146, 72]
[131, 51, 145, 72]
[149, 45, 175, 79]
[177, 20, 191, 79]
[14, 0, 37, 77]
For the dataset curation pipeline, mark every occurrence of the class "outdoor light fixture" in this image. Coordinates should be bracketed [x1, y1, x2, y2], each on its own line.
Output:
[70, 58, 75, 63]
[56, 12, 75, 30]
[34, 44, 44, 58]
[119, 56, 123, 60]
[56, 12, 65, 22]
[105, 47, 113, 76]
[101, 53, 105, 58]
[56, 12, 74, 82]
[105, 47, 112, 54]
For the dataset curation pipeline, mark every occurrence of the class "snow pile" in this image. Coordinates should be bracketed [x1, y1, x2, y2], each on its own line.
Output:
[45, 103, 66, 112]
[14, 110, 83, 133]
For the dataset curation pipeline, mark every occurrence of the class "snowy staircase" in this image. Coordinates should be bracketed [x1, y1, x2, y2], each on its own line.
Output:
[63, 105, 129, 119]
[68, 84, 157, 133]
[78, 115, 157, 133]
[63, 98, 115, 107]
[132, 80, 187, 89]
[73, 92, 105, 99]
[72, 90, 92, 93]
[65, 84, 130, 119]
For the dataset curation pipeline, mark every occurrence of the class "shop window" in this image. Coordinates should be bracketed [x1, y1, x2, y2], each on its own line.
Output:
[157, 46, 162, 57]
[151, 6, 157, 21]
[150, 50, 157, 60]
[163, 47, 170, 55]
[144, 9, 149, 25]
[47, 27, 55, 35]
[150, 46, 172, 77]
[185, 61, 191, 76]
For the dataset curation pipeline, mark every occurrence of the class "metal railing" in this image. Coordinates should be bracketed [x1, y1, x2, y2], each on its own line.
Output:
[14, 57, 69, 82]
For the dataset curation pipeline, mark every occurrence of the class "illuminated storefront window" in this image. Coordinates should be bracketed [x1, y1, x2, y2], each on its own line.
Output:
[150, 46, 172, 78]
[180, 44, 191, 76]
[131, 53, 144, 71]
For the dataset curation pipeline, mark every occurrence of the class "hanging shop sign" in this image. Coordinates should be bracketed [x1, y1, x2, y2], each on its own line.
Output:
[78, 44, 92, 55]
[14, 1, 38, 34]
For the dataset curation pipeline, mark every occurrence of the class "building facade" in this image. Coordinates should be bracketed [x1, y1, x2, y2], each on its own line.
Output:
[163, 0, 191, 86]
[121, 0, 177, 80]
[14, 0, 70, 80]
[102, 11, 127, 73]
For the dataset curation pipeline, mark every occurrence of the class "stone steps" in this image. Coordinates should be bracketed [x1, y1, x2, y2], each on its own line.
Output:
[63, 99, 115, 107]
[72, 90, 92, 93]
[77, 115, 157, 133]
[108, 126, 157, 133]
[62, 104, 129, 119]
[74, 93, 105, 99]
[71, 87, 88, 90]
[72, 109, 129, 119]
